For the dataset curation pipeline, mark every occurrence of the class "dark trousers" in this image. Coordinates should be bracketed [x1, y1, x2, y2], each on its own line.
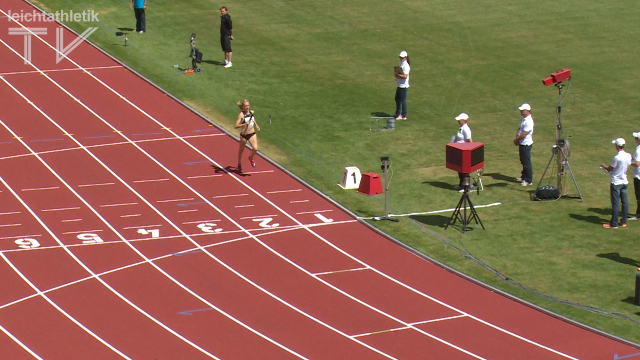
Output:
[134, 8, 145, 32]
[518, 144, 533, 183]
[610, 183, 628, 227]
[634, 178, 640, 217]
[395, 87, 408, 117]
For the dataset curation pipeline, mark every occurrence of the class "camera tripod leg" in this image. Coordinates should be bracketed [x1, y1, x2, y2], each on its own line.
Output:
[536, 148, 557, 190]
[561, 152, 584, 202]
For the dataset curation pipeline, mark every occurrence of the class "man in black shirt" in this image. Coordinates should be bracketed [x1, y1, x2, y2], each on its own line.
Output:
[219, 6, 233, 68]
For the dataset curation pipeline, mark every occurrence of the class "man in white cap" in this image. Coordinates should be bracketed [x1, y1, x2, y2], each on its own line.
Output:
[452, 113, 473, 191]
[629, 132, 640, 220]
[600, 138, 632, 228]
[513, 103, 534, 186]
[393, 51, 410, 120]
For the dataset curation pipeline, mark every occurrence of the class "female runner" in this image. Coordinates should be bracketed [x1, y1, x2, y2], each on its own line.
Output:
[234, 99, 260, 172]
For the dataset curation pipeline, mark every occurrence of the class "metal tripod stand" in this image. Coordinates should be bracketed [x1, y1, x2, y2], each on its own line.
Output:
[535, 82, 584, 202]
[373, 157, 399, 222]
[445, 176, 484, 233]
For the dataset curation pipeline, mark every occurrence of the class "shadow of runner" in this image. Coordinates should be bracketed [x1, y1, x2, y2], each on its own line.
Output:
[597, 253, 639, 267]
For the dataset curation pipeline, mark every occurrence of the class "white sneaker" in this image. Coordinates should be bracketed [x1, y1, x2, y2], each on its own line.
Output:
[221, 60, 227, 65]
[520, 181, 531, 186]
[224, 62, 232, 68]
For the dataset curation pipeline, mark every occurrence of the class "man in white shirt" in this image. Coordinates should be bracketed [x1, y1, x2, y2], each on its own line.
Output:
[600, 138, 632, 228]
[629, 132, 640, 221]
[513, 103, 534, 186]
[452, 113, 473, 192]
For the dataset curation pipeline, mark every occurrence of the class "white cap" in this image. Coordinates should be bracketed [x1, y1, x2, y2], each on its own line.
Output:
[455, 113, 469, 121]
[518, 103, 531, 111]
[612, 138, 625, 146]
[633, 132, 640, 139]
[399, 51, 407, 58]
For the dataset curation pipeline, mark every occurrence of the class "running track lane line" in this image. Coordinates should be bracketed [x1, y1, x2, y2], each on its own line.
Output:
[0, 16, 581, 359]
[0, 177, 133, 359]
[0, 73, 395, 360]
[0, 317, 43, 359]
[0, 107, 308, 359]
[0, 49, 487, 359]
[0, 221, 354, 311]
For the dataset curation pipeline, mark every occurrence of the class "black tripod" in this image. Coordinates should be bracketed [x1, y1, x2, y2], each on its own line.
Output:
[445, 176, 484, 233]
[535, 82, 583, 201]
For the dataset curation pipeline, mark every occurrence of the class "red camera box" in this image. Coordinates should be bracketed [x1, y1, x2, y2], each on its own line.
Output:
[446, 142, 484, 173]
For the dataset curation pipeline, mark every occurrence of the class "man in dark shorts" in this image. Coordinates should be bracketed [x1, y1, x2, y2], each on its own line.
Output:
[129, 0, 146, 33]
[220, 6, 233, 68]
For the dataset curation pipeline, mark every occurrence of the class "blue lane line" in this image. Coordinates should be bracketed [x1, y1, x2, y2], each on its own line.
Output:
[171, 249, 204, 257]
[192, 128, 217, 133]
[615, 353, 640, 359]
[0, 141, 13, 144]
[30, 138, 64, 142]
[183, 160, 210, 165]
[83, 135, 116, 139]
[176, 201, 206, 207]
[178, 307, 216, 315]
[131, 132, 165, 136]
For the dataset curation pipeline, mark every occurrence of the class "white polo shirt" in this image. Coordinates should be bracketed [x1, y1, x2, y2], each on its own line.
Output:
[610, 150, 632, 185]
[455, 123, 472, 143]
[633, 145, 640, 180]
[517, 114, 534, 146]
[396, 60, 410, 88]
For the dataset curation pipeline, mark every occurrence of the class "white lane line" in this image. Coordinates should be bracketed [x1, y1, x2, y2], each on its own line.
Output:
[352, 315, 469, 338]
[0, 67, 304, 359]
[187, 174, 222, 179]
[122, 224, 162, 230]
[266, 189, 302, 194]
[62, 229, 103, 235]
[239, 214, 278, 220]
[0, 322, 43, 360]
[132, 178, 170, 183]
[178, 209, 198, 213]
[120, 214, 141, 218]
[313, 267, 369, 276]
[296, 210, 333, 215]
[0, 223, 21, 227]
[0, 211, 21, 215]
[156, 198, 194, 203]
[235, 205, 254, 208]
[211, 193, 248, 199]
[242, 170, 274, 175]
[41, 207, 81, 212]
[0, 234, 41, 240]
[0, 134, 224, 162]
[21, 186, 59, 191]
[182, 220, 220, 224]
[61, 219, 82, 223]
[78, 182, 115, 187]
[100, 202, 138, 207]
[290, 200, 309, 204]
[7, 23, 573, 359]
[0, 178, 133, 358]
[0, 65, 122, 76]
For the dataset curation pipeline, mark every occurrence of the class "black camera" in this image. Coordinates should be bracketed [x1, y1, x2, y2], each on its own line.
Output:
[380, 156, 389, 171]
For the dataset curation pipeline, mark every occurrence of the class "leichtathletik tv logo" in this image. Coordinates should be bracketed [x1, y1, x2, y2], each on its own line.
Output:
[5, 9, 100, 64]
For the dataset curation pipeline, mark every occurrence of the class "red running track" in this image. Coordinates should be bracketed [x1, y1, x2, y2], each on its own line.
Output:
[0, 0, 638, 359]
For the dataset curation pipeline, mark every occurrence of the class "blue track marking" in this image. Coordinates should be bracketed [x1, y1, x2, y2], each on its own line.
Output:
[614, 352, 640, 359]
[83, 135, 116, 139]
[30, 138, 64, 142]
[0, 141, 13, 144]
[178, 307, 216, 315]
[176, 201, 206, 207]
[171, 249, 204, 257]
[192, 128, 217, 133]
[183, 160, 210, 165]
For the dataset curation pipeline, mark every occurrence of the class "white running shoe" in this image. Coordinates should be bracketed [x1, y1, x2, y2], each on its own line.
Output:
[520, 181, 531, 186]
[224, 62, 233, 68]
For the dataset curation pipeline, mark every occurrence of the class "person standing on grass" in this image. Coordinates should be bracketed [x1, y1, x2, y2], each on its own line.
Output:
[220, 6, 234, 68]
[393, 51, 410, 120]
[451, 113, 473, 192]
[513, 103, 534, 186]
[129, 0, 146, 33]
[600, 138, 632, 229]
[629, 132, 640, 221]
[234, 99, 260, 173]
